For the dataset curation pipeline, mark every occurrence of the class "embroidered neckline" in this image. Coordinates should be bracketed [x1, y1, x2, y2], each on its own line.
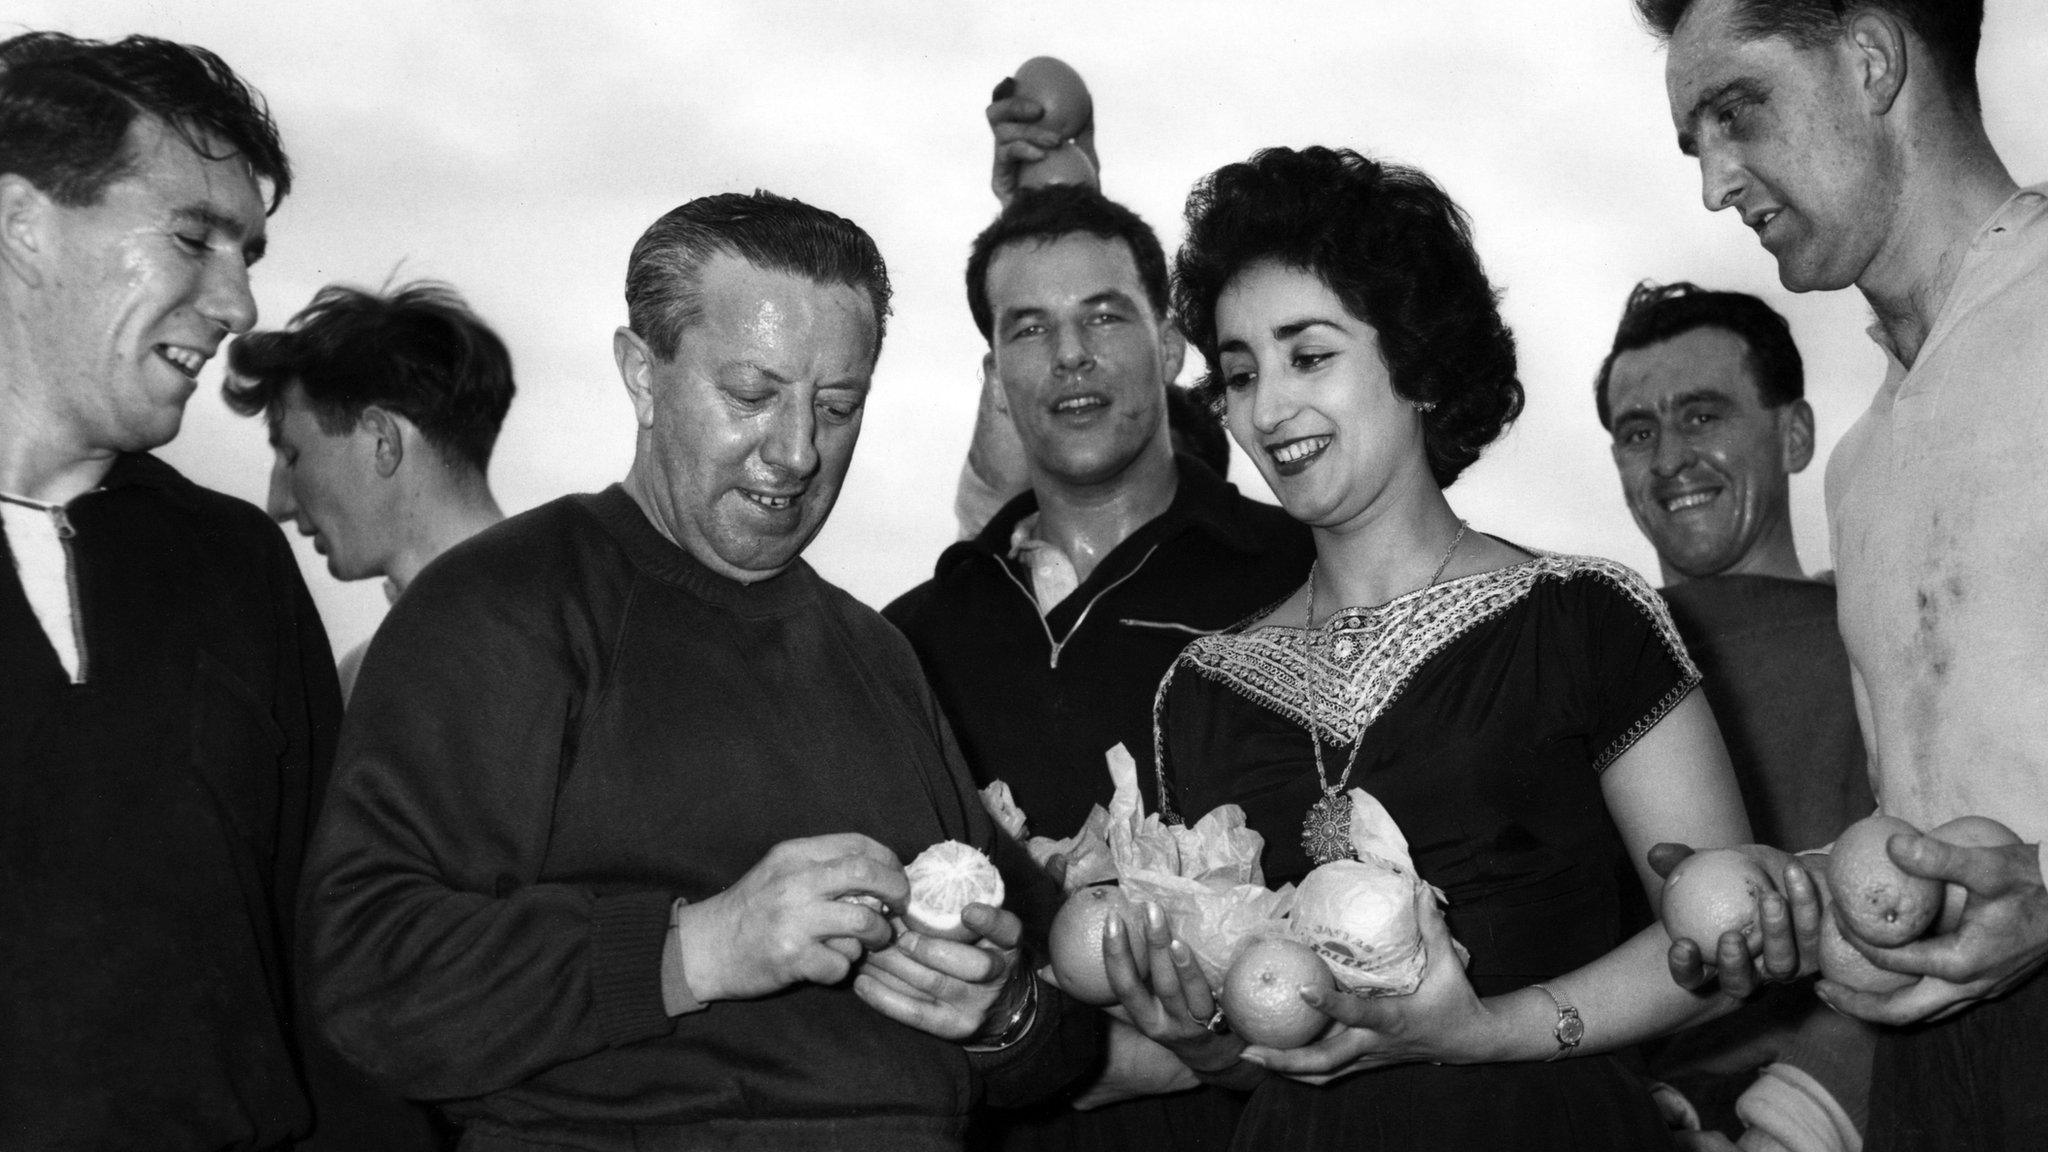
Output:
[1151, 554, 1696, 795]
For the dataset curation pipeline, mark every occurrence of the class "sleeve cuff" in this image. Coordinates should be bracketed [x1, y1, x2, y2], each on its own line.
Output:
[590, 889, 681, 1048]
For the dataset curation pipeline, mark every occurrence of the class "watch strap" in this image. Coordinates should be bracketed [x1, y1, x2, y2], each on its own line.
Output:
[1530, 982, 1582, 1062]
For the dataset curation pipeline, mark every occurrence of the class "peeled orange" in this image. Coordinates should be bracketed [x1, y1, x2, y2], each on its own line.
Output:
[1929, 815, 2022, 935]
[903, 840, 1004, 943]
[1660, 847, 1779, 953]
[1829, 815, 1942, 947]
[1048, 884, 1145, 1006]
[1221, 935, 1335, 1049]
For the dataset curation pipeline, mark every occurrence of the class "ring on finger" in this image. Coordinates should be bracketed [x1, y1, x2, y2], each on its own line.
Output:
[1205, 1007, 1229, 1034]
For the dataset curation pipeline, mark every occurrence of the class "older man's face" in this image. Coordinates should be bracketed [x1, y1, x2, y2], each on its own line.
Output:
[1607, 326, 1803, 580]
[23, 115, 266, 454]
[1665, 0, 1896, 293]
[619, 253, 875, 583]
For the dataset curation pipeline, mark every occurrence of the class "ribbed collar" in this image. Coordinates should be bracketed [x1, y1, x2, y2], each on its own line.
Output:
[945, 454, 1273, 580]
[581, 484, 820, 619]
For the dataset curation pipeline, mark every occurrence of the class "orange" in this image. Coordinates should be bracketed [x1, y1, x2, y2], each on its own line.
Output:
[1048, 884, 1144, 1006]
[1929, 815, 2022, 935]
[1817, 904, 1915, 994]
[1660, 847, 1779, 953]
[903, 840, 1004, 943]
[1221, 935, 1335, 1049]
[1829, 815, 1942, 947]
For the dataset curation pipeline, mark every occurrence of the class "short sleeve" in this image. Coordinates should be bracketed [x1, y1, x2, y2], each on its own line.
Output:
[1572, 564, 1701, 772]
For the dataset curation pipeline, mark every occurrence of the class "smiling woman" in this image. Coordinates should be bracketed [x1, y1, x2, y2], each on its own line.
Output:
[1103, 144, 1755, 1151]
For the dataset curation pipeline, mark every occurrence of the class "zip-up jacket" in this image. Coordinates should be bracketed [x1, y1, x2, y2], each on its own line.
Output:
[885, 457, 1313, 840]
[1, 454, 335, 1149]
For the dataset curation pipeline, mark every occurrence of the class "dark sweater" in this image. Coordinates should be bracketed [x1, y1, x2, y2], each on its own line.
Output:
[885, 457, 1313, 839]
[1660, 575, 1872, 853]
[1, 454, 336, 1150]
[303, 486, 1091, 1150]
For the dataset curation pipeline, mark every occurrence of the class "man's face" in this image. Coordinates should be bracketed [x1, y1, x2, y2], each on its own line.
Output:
[619, 253, 875, 583]
[983, 232, 1180, 489]
[20, 115, 266, 454]
[1666, 0, 1896, 292]
[266, 383, 392, 582]
[1607, 326, 1806, 580]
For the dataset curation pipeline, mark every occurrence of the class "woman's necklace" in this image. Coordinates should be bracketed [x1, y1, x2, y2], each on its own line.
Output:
[1299, 520, 1468, 865]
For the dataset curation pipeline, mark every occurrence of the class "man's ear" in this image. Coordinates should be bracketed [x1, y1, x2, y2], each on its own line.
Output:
[1158, 318, 1188, 386]
[0, 174, 51, 288]
[1846, 8, 1909, 116]
[1781, 399, 1816, 474]
[614, 327, 659, 429]
[359, 406, 406, 478]
[982, 350, 1008, 416]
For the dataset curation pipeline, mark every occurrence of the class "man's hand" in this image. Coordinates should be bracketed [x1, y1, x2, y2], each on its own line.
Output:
[855, 902, 1022, 1041]
[672, 833, 905, 1004]
[987, 82, 1098, 207]
[1652, 843, 1825, 998]
[1819, 835, 2048, 1024]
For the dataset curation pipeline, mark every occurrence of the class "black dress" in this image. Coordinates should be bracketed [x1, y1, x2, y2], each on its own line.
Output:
[1154, 553, 1698, 1150]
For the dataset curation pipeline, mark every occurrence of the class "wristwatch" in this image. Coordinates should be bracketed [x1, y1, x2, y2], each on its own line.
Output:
[1530, 983, 1582, 1062]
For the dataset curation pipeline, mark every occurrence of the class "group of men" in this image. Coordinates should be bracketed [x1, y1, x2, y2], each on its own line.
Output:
[2, 1, 2044, 1150]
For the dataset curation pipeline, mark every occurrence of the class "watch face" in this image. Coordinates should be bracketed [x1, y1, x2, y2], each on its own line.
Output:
[1558, 1012, 1586, 1046]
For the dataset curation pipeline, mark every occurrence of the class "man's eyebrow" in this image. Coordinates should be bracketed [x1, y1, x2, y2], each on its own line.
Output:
[1082, 289, 1140, 310]
[1615, 387, 1736, 421]
[1677, 78, 1760, 157]
[171, 203, 267, 263]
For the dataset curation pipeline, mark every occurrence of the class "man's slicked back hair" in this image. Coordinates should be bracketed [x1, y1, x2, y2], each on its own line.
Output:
[0, 31, 290, 210]
[966, 185, 1171, 344]
[1636, 0, 1983, 110]
[625, 190, 892, 363]
[224, 282, 516, 473]
[1593, 280, 1804, 429]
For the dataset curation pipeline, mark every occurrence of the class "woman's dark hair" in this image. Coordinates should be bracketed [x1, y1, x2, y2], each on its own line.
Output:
[1173, 146, 1522, 488]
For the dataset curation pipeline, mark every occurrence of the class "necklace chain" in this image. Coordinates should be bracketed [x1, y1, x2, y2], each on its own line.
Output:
[1298, 520, 1467, 861]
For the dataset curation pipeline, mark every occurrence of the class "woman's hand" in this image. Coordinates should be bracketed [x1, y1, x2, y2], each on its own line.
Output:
[1101, 902, 1250, 1078]
[1242, 891, 1500, 1084]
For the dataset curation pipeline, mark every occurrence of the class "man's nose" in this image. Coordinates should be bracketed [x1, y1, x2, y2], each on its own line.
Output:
[1652, 428, 1696, 476]
[1053, 322, 1095, 374]
[759, 397, 820, 478]
[1699, 145, 1746, 215]
[265, 459, 296, 523]
[201, 255, 259, 336]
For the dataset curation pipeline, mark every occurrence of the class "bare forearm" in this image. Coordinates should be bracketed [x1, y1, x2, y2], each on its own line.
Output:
[1472, 923, 1734, 1063]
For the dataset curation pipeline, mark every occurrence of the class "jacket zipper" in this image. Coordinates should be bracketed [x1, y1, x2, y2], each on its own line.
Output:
[996, 543, 1162, 670]
[50, 503, 88, 684]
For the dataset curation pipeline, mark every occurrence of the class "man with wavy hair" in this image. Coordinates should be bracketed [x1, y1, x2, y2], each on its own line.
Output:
[0, 29, 429, 1151]
[225, 281, 514, 700]
[1642, 2, 2048, 1147]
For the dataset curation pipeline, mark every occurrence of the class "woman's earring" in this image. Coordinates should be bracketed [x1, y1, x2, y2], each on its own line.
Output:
[1413, 400, 1438, 413]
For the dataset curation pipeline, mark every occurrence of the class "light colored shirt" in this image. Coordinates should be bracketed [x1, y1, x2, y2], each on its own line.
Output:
[1826, 184, 2048, 864]
[1008, 511, 1078, 614]
[1, 495, 83, 683]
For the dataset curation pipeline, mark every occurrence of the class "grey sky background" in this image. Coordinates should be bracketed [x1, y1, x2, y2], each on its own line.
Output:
[17, 1, 2047, 658]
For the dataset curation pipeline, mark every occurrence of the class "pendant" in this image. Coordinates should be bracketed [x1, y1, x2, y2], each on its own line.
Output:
[1302, 788, 1357, 865]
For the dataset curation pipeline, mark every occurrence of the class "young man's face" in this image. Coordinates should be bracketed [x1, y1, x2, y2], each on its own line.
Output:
[22, 115, 266, 455]
[982, 232, 1181, 491]
[1665, 0, 1896, 293]
[267, 383, 393, 582]
[1606, 326, 1807, 580]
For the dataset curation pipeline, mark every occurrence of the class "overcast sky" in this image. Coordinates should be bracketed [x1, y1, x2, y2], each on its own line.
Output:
[17, 1, 2047, 656]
